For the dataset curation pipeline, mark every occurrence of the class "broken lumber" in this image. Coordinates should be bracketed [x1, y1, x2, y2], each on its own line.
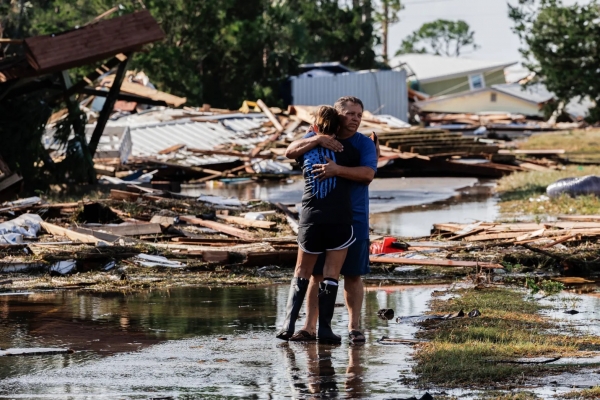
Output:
[110, 189, 140, 201]
[158, 144, 185, 155]
[41, 222, 109, 245]
[80, 223, 162, 236]
[257, 99, 284, 132]
[369, 256, 502, 269]
[215, 215, 275, 229]
[179, 215, 257, 241]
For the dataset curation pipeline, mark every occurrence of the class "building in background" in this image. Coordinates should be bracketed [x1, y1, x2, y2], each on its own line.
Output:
[287, 63, 408, 122]
[390, 53, 517, 97]
[414, 82, 593, 120]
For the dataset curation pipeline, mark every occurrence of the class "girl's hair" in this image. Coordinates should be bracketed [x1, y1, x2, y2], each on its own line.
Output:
[314, 105, 340, 135]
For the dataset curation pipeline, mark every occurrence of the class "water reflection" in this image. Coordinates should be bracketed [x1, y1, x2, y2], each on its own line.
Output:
[0, 284, 440, 398]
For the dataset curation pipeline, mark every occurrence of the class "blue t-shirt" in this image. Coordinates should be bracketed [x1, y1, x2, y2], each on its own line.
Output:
[303, 132, 377, 240]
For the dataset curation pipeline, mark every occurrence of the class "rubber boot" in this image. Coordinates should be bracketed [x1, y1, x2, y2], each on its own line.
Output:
[317, 282, 341, 344]
[276, 277, 309, 340]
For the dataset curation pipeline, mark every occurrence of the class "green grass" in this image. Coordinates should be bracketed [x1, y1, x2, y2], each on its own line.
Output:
[561, 386, 600, 399]
[520, 129, 600, 156]
[412, 288, 600, 388]
[495, 166, 600, 218]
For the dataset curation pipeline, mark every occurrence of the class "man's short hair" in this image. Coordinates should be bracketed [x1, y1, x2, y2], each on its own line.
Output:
[334, 96, 364, 113]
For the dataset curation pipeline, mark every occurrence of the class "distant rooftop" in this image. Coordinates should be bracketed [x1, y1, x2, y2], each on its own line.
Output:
[390, 53, 517, 84]
[298, 62, 352, 76]
[492, 83, 554, 104]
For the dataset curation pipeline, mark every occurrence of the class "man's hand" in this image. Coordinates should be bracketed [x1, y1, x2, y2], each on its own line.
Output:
[317, 135, 343, 152]
[371, 132, 380, 158]
[312, 157, 340, 181]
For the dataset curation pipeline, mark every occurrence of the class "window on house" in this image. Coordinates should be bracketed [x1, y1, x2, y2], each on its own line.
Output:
[491, 93, 497, 102]
[469, 73, 485, 90]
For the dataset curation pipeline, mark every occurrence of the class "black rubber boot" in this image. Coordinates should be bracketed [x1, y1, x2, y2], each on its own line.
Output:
[317, 282, 342, 344]
[276, 277, 309, 340]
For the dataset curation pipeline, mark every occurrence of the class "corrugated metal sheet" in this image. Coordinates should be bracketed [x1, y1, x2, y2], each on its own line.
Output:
[128, 115, 268, 157]
[290, 69, 408, 121]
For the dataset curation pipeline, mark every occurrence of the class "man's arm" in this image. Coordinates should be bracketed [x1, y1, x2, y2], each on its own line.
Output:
[284, 135, 344, 159]
[311, 158, 375, 185]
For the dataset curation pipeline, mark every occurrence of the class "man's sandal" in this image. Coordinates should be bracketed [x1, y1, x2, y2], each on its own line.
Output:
[289, 330, 317, 342]
[348, 330, 366, 343]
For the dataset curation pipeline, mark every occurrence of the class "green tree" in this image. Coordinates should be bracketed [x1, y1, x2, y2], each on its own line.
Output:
[374, 0, 403, 64]
[27, 0, 379, 108]
[509, 0, 600, 121]
[396, 19, 478, 57]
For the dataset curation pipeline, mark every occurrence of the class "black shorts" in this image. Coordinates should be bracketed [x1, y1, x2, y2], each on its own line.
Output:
[297, 224, 355, 254]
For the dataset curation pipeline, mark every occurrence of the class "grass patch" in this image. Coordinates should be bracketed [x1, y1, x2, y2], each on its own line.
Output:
[495, 166, 600, 218]
[520, 129, 600, 156]
[412, 288, 600, 388]
[561, 386, 600, 399]
[480, 391, 540, 399]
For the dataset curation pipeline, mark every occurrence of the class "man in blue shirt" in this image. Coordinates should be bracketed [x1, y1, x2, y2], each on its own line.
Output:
[285, 96, 378, 343]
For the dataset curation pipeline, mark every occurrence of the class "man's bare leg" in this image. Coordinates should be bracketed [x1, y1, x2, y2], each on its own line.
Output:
[344, 275, 364, 339]
[296, 275, 322, 337]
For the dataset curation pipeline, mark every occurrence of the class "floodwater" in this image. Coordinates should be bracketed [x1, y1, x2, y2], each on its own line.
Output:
[182, 177, 499, 237]
[0, 284, 441, 399]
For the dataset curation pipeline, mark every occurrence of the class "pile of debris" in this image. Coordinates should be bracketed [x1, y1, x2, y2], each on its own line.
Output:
[0, 190, 307, 277]
[432, 217, 600, 246]
[421, 112, 584, 139]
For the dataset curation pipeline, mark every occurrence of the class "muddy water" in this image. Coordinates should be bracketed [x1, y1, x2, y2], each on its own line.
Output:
[0, 284, 441, 399]
[182, 177, 498, 237]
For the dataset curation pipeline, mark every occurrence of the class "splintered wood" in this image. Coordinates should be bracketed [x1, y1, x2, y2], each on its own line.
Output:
[433, 220, 600, 245]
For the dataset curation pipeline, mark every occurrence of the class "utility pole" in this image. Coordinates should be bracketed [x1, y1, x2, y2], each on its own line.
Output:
[383, 0, 389, 64]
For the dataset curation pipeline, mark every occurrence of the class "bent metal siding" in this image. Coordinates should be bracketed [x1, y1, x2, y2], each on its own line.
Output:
[290, 69, 408, 121]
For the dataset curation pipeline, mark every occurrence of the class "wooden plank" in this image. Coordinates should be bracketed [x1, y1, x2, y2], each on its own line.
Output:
[89, 56, 130, 158]
[179, 215, 257, 240]
[411, 145, 499, 155]
[369, 256, 501, 269]
[498, 149, 565, 155]
[557, 215, 600, 222]
[185, 250, 231, 263]
[257, 99, 284, 131]
[0, 173, 23, 195]
[80, 223, 162, 236]
[187, 148, 272, 159]
[215, 215, 275, 229]
[515, 228, 545, 242]
[158, 144, 185, 155]
[41, 222, 108, 245]
[542, 234, 576, 248]
[102, 78, 186, 107]
[189, 164, 250, 184]
[110, 189, 140, 201]
[150, 215, 177, 228]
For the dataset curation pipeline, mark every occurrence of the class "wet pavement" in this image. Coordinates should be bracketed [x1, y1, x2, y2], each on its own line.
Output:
[0, 284, 441, 399]
[182, 177, 498, 238]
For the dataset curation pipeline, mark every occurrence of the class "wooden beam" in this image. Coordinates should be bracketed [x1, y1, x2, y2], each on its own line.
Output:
[158, 144, 186, 155]
[369, 256, 501, 269]
[179, 215, 257, 240]
[257, 99, 284, 131]
[110, 189, 140, 201]
[88, 54, 130, 158]
[80, 223, 162, 236]
[79, 86, 168, 107]
[41, 222, 109, 245]
[215, 215, 275, 229]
